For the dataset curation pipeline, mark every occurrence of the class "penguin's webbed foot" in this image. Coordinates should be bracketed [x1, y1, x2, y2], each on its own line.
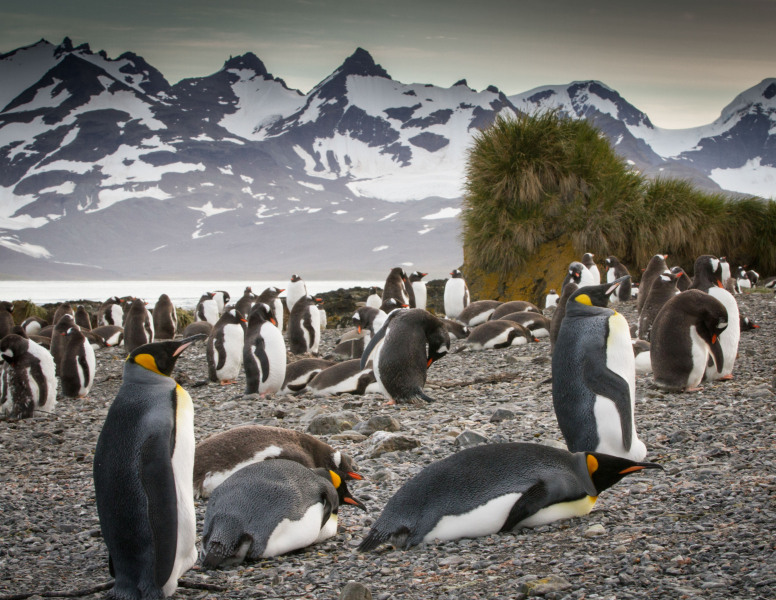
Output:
[219, 380, 237, 386]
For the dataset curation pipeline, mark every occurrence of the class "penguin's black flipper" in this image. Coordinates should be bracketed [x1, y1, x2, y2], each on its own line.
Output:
[252, 337, 270, 383]
[140, 429, 178, 588]
[360, 324, 386, 369]
[499, 482, 550, 532]
[582, 357, 634, 451]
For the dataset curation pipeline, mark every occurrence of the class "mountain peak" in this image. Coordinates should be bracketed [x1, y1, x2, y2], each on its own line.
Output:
[55, 37, 74, 56]
[339, 47, 390, 79]
[223, 52, 269, 76]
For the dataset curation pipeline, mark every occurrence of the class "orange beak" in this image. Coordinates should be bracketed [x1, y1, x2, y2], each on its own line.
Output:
[347, 471, 363, 480]
[270, 318, 277, 326]
[427, 358, 433, 367]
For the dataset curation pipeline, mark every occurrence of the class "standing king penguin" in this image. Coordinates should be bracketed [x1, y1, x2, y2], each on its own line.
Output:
[552, 277, 648, 461]
[93, 335, 205, 600]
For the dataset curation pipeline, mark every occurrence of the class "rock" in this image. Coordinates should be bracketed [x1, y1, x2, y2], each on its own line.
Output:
[490, 408, 515, 423]
[366, 432, 420, 457]
[340, 582, 372, 600]
[354, 415, 401, 435]
[454, 429, 489, 448]
[307, 413, 357, 435]
[520, 574, 573, 596]
[584, 523, 606, 537]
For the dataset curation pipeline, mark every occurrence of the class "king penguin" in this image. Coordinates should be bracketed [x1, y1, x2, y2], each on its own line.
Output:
[443, 269, 470, 320]
[0, 334, 57, 419]
[358, 442, 661, 551]
[152, 294, 177, 341]
[552, 277, 648, 461]
[243, 302, 286, 396]
[206, 308, 247, 385]
[93, 334, 205, 599]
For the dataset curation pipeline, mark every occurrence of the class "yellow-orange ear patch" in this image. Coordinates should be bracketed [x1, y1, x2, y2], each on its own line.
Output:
[329, 470, 342, 489]
[586, 454, 599, 476]
[134, 353, 161, 375]
[575, 294, 593, 306]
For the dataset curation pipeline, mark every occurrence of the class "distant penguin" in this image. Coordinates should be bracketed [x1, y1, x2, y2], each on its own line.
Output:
[410, 271, 428, 311]
[308, 359, 378, 396]
[319, 308, 327, 331]
[20, 316, 48, 337]
[441, 318, 469, 340]
[52, 302, 74, 326]
[638, 254, 669, 313]
[638, 271, 679, 341]
[288, 295, 322, 355]
[740, 315, 760, 331]
[552, 277, 647, 461]
[671, 266, 692, 292]
[90, 325, 124, 347]
[183, 321, 213, 338]
[123, 299, 155, 353]
[690, 255, 740, 380]
[0, 301, 14, 338]
[60, 327, 96, 398]
[278, 358, 335, 395]
[98, 297, 125, 327]
[93, 335, 204, 599]
[193, 424, 361, 498]
[496, 312, 551, 338]
[365, 287, 382, 309]
[358, 442, 661, 551]
[257, 286, 285, 332]
[234, 287, 257, 317]
[544, 289, 559, 310]
[212, 290, 231, 314]
[51, 314, 76, 376]
[579, 258, 597, 288]
[650, 289, 728, 391]
[243, 302, 286, 396]
[746, 269, 759, 286]
[604, 257, 632, 302]
[465, 320, 533, 350]
[286, 274, 308, 314]
[380, 297, 406, 314]
[490, 301, 541, 320]
[361, 308, 450, 404]
[456, 300, 502, 327]
[719, 256, 733, 288]
[444, 269, 469, 319]
[632, 339, 652, 375]
[207, 308, 247, 385]
[735, 266, 751, 291]
[201, 460, 363, 566]
[195, 292, 219, 325]
[0, 334, 57, 419]
[382, 267, 411, 307]
[582, 253, 600, 285]
[564, 262, 587, 291]
[153, 293, 177, 340]
[74, 305, 92, 330]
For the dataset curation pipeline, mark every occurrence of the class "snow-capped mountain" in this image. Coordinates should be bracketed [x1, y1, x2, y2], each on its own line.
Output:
[0, 38, 773, 279]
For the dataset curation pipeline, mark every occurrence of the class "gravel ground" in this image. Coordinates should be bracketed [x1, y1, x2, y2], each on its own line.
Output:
[1, 292, 775, 600]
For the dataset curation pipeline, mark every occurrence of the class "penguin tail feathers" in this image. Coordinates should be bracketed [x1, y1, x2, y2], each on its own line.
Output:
[357, 528, 386, 552]
[416, 389, 435, 403]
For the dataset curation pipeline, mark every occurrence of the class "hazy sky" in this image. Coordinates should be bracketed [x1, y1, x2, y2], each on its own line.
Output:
[1, 0, 774, 129]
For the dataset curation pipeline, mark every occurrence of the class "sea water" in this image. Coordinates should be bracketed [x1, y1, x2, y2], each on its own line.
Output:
[0, 280, 375, 310]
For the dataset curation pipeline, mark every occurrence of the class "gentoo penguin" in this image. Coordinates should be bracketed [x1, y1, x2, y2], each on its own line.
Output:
[288, 295, 322, 356]
[358, 442, 661, 551]
[746, 269, 759, 286]
[444, 269, 470, 319]
[243, 302, 286, 396]
[308, 359, 378, 396]
[380, 297, 406, 314]
[740, 315, 760, 331]
[51, 314, 76, 376]
[552, 277, 647, 461]
[278, 358, 335, 395]
[0, 301, 14, 338]
[331, 334, 365, 360]
[90, 325, 124, 347]
[632, 339, 652, 375]
[20, 316, 48, 337]
[60, 327, 96, 398]
[98, 297, 124, 327]
[604, 256, 632, 302]
[201, 460, 364, 566]
[195, 292, 219, 325]
[74, 305, 92, 330]
[719, 256, 733, 288]
[193, 424, 361, 498]
[361, 308, 450, 404]
[212, 290, 231, 314]
[671, 266, 692, 292]
[319, 307, 328, 331]
[286, 274, 308, 314]
[123, 298, 155, 353]
[734, 266, 751, 291]
[564, 262, 587, 291]
[456, 300, 502, 327]
[440, 318, 469, 340]
[496, 312, 551, 338]
[365, 287, 382, 309]
[409, 271, 428, 311]
[206, 308, 247, 385]
[544, 289, 559, 310]
[490, 300, 541, 319]
[152, 293, 177, 340]
[183, 321, 213, 338]
[257, 286, 285, 332]
[650, 289, 728, 391]
[690, 255, 740, 380]
[382, 267, 411, 307]
[582, 253, 601, 285]
[93, 334, 205, 599]
[579, 257, 597, 288]
[234, 286, 257, 317]
[465, 321, 534, 350]
[637, 254, 669, 313]
[52, 302, 74, 326]
[638, 270, 679, 341]
[763, 276, 776, 289]
[0, 334, 57, 419]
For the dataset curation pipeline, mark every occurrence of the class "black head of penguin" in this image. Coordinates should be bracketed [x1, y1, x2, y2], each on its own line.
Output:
[450, 269, 463, 278]
[410, 271, 427, 282]
[127, 334, 207, 377]
[568, 275, 630, 312]
[562, 263, 584, 291]
[313, 469, 367, 511]
[290, 274, 302, 283]
[690, 255, 724, 290]
[248, 302, 277, 327]
[380, 297, 406, 313]
[0, 333, 29, 365]
[586, 452, 663, 494]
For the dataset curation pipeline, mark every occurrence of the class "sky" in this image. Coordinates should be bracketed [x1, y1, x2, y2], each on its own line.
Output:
[1, 0, 774, 129]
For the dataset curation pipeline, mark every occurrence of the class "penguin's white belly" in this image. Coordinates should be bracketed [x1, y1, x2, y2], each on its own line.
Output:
[517, 496, 598, 528]
[588, 266, 601, 285]
[688, 326, 710, 388]
[110, 305, 123, 326]
[311, 369, 371, 396]
[79, 343, 96, 396]
[532, 327, 549, 338]
[29, 342, 57, 411]
[468, 309, 495, 326]
[706, 287, 739, 379]
[273, 299, 284, 331]
[444, 281, 467, 319]
[412, 284, 427, 311]
[200, 445, 283, 498]
[423, 493, 522, 543]
[366, 295, 381, 309]
[634, 350, 652, 375]
[306, 307, 321, 354]
[469, 328, 513, 350]
[216, 325, 244, 381]
[164, 386, 197, 596]
[201, 301, 218, 325]
[260, 324, 287, 394]
[263, 504, 336, 557]
[606, 269, 620, 302]
[579, 268, 596, 288]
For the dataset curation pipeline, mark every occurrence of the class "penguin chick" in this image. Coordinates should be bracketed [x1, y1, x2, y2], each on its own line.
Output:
[206, 308, 247, 385]
[358, 442, 661, 551]
[0, 334, 57, 419]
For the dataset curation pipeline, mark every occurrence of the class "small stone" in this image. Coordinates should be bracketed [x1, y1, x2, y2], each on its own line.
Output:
[366, 432, 420, 457]
[454, 429, 488, 448]
[584, 523, 606, 537]
[307, 414, 355, 435]
[340, 582, 372, 600]
[490, 408, 515, 423]
[520, 574, 572, 596]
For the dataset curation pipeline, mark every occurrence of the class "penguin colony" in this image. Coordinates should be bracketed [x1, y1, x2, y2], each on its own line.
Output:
[0, 256, 768, 598]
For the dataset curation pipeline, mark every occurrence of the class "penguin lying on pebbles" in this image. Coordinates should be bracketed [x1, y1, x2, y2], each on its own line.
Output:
[496, 312, 551, 338]
[455, 300, 502, 327]
[489, 300, 541, 319]
[358, 442, 661, 551]
[464, 320, 534, 350]
[201, 459, 365, 566]
[308, 359, 379, 396]
[194, 424, 362, 498]
[278, 358, 335, 395]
